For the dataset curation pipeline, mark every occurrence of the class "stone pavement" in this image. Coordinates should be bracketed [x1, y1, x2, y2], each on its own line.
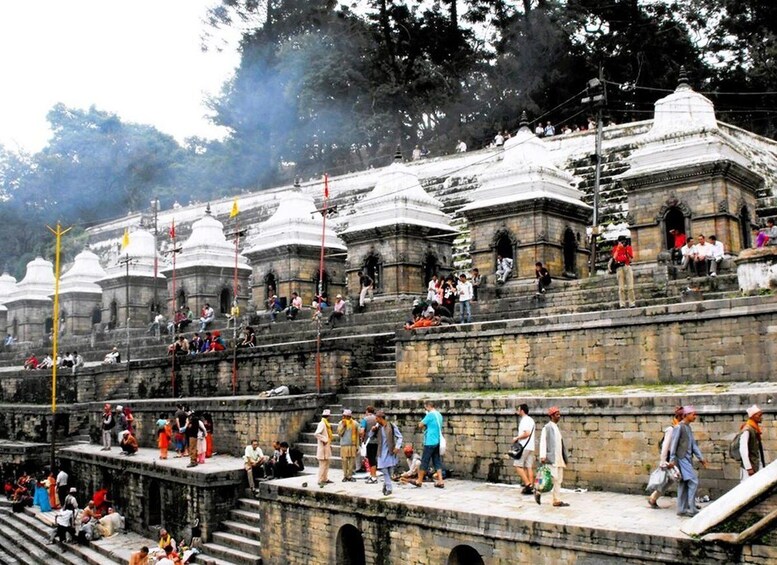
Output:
[271, 467, 694, 541]
[61, 444, 246, 474]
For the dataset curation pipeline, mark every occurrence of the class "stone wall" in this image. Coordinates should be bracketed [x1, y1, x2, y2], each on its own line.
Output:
[341, 392, 776, 497]
[395, 297, 777, 390]
[258, 482, 739, 565]
[0, 370, 80, 404]
[0, 404, 89, 444]
[84, 395, 326, 456]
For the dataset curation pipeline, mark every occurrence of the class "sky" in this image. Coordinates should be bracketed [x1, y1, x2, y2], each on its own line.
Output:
[0, 0, 241, 152]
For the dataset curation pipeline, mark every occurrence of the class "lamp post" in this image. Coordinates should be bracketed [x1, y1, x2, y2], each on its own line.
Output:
[150, 198, 160, 314]
[118, 254, 136, 383]
[582, 70, 607, 275]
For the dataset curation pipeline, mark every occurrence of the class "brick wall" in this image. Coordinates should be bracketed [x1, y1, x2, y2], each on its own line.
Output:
[396, 298, 777, 390]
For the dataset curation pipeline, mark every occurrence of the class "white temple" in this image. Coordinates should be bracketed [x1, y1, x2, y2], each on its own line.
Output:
[8, 257, 55, 302]
[101, 229, 166, 280]
[59, 249, 107, 295]
[177, 206, 250, 270]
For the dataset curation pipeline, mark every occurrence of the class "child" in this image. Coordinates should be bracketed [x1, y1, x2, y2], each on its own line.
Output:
[157, 415, 172, 460]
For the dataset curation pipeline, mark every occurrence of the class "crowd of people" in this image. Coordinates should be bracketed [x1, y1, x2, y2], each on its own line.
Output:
[23, 350, 84, 373]
[668, 230, 726, 277]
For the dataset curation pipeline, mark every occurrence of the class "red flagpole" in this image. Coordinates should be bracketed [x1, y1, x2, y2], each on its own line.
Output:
[170, 220, 177, 397]
[316, 175, 329, 395]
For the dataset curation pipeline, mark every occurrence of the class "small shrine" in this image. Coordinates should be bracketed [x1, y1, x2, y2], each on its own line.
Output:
[97, 229, 165, 329]
[461, 112, 590, 284]
[245, 187, 346, 307]
[617, 68, 764, 263]
[0, 272, 18, 337]
[58, 249, 107, 335]
[4, 258, 55, 341]
[339, 151, 457, 298]
[161, 205, 251, 319]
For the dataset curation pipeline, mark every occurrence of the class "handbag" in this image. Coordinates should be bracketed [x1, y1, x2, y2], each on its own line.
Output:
[359, 441, 367, 457]
[439, 434, 447, 456]
[535, 464, 554, 493]
[508, 426, 535, 459]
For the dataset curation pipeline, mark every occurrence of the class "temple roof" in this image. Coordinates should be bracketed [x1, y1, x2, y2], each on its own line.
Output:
[7, 257, 54, 303]
[462, 118, 589, 213]
[0, 272, 18, 305]
[340, 158, 455, 235]
[171, 206, 250, 271]
[102, 229, 166, 280]
[246, 189, 346, 254]
[59, 249, 106, 295]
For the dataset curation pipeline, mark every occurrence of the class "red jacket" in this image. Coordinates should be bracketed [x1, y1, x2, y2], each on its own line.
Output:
[612, 243, 633, 265]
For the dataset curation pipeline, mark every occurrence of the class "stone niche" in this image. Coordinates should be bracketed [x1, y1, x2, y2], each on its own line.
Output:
[618, 72, 763, 264]
[339, 153, 457, 299]
[461, 115, 590, 285]
[58, 249, 106, 335]
[4, 257, 55, 342]
[161, 206, 251, 320]
[98, 229, 166, 329]
[245, 188, 346, 308]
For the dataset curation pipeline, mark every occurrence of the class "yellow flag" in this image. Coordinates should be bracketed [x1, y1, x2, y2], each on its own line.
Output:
[230, 198, 239, 218]
[121, 228, 130, 249]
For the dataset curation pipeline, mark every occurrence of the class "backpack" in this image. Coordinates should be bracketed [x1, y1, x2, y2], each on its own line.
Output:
[729, 431, 744, 461]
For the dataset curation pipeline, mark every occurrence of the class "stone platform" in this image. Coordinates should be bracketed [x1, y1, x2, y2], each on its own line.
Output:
[257, 469, 754, 564]
[59, 445, 245, 543]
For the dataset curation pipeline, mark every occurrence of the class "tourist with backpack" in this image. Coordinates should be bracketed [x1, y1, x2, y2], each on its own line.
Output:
[734, 405, 766, 482]
[648, 406, 683, 508]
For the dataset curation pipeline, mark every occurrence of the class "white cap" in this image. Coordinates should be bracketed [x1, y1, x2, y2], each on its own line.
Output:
[747, 404, 763, 418]
[322, 409, 331, 417]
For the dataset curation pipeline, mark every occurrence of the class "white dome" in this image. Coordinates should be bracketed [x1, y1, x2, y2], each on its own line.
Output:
[59, 249, 106, 295]
[172, 209, 250, 270]
[463, 122, 589, 213]
[0, 272, 18, 304]
[247, 189, 346, 254]
[102, 229, 166, 280]
[8, 257, 54, 302]
[651, 81, 717, 137]
[341, 159, 455, 235]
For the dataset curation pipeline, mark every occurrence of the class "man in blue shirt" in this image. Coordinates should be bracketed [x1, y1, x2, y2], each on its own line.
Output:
[415, 401, 445, 488]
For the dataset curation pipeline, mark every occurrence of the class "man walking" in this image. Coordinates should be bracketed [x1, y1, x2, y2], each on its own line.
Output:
[368, 410, 403, 496]
[338, 409, 359, 482]
[314, 409, 333, 488]
[360, 406, 379, 484]
[101, 403, 115, 451]
[416, 401, 445, 488]
[738, 404, 766, 482]
[456, 273, 473, 324]
[538, 406, 568, 507]
[357, 271, 373, 312]
[612, 236, 635, 308]
[512, 404, 536, 495]
[669, 405, 707, 517]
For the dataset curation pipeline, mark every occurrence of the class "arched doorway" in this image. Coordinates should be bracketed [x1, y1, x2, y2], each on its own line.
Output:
[264, 273, 277, 300]
[91, 306, 102, 326]
[335, 524, 366, 565]
[177, 289, 187, 310]
[364, 255, 381, 294]
[148, 480, 161, 526]
[109, 301, 118, 330]
[740, 205, 751, 250]
[11, 319, 18, 339]
[44, 317, 53, 335]
[219, 288, 232, 314]
[663, 207, 686, 250]
[563, 228, 577, 275]
[448, 545, 485, 565]
[495, 233, 514, 260]
[423, 253, 439, 288]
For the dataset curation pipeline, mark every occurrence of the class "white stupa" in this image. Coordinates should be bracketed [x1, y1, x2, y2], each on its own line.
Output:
[620, 68, 752, 179]
[247, 188, 346, 254]
[462, 112, 589, 213]
[101, 228, 165, 280]
[176, 205, 250, 270]
[7, 257, 55, 302]
[0, 272, 17, 305]
[59, 249, 107, 295]
[340, 151, 455, 236]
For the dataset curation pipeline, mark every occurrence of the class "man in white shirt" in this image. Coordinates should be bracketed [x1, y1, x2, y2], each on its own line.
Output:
[691, 234, 712, 277]
[55, 469, 69, 509]
[455, 140, 467, 153]
[456, 274, 473, 324]
[707, 235, 725, 277]
[512, 404, 536, 495]
[739, 404, 765, 482]
[679, 236, 695, 273]
[496, 255, 514, 284]
[244, 440, 268, 491]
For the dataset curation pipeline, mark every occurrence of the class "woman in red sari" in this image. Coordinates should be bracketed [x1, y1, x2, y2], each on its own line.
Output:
[203, 413, 214, 458]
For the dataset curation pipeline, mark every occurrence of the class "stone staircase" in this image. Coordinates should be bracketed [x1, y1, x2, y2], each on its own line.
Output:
[0, 503, 122, 564]
[198, 497, 263, 565]
[297, 402, 345, 470]
[346, 339, 397, 395]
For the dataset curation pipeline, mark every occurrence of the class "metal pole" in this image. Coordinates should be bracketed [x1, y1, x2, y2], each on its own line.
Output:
[232, 216, 239, 395]
[591, 105, 603, 275]
[46, 222, 71, 472]
[171, 226, 177, 397]
[152, 199, 159, 314]
[125, 253, 131, 383]
[315, 174, 329, 395]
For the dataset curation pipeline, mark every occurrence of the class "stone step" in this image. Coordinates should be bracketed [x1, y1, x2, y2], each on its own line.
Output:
[369, 359, 396, 367]
[211, 531, 262, 555]
[353, 377, 396, 385]
[237, 498, 263, 513]
[194, 554, 243, 565]
[200, 542, 262, 565]
[220, 520, 262, 541]
[297, 442, 341, 457]
[347, 385, 397, 394]
[226, 508, 262, 528]
[362, 368, 396, 377]
[303, 454, 342, 467]
[0, 509, 101, 565]
[0, 522, 40, 565]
